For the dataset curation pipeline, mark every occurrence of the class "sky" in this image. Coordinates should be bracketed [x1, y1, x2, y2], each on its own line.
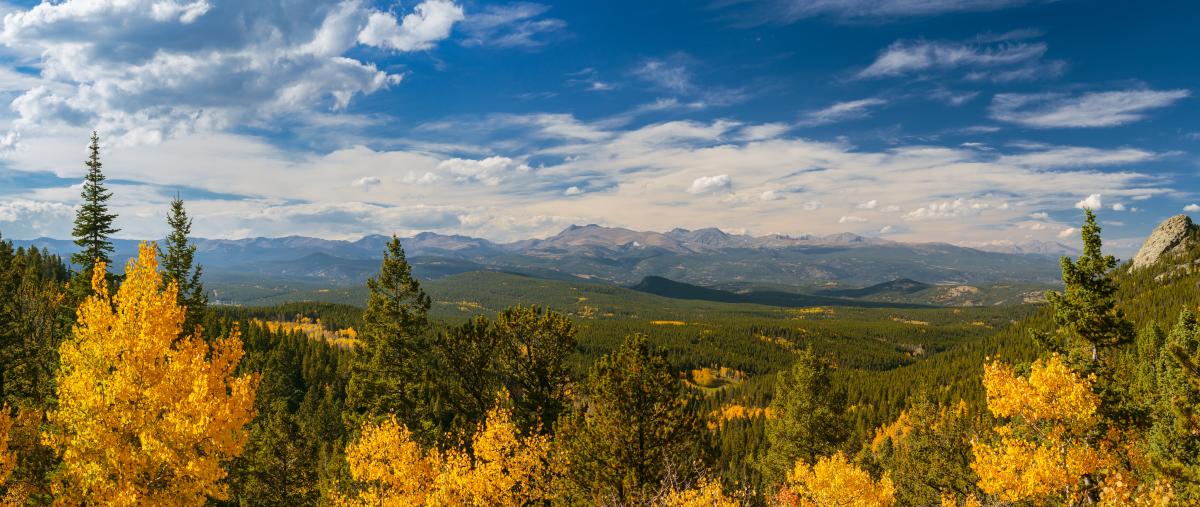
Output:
[0, 0, 1196, 255]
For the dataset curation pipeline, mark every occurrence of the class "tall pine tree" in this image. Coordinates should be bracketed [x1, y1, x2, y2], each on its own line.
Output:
[759, 347, 847, 487]
[160, 195, 206, 334]
[344, 236, 434, 440]
[557, 334, 705, 505]
[69, 132, 119, 298]
[1045, 208, 1134, 363]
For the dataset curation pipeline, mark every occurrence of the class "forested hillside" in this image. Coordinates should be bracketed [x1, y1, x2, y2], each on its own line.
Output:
[5, 139, 1200, 505]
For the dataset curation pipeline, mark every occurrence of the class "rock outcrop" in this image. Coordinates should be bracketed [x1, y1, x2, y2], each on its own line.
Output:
[1131, 214, 1198, 270]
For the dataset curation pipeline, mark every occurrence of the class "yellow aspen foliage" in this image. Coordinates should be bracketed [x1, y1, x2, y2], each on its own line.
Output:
[660, 477, 739, 507]
[0, 406, 13, 486]
[430, 404, 554, 505]
[340, 403, 553, 506]
[972, 354, 1110, 504]
[43, 243, 258, 506]
[777, 452, 896, 507]
[340, 416, 438, 506]
[939, 493, 982, 507]
[1097, 470, 1174, 507]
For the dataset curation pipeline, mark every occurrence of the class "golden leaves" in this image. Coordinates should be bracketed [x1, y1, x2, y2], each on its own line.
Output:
[45, 243, 258, 506]
[777, 452, 896, 507]
[340, 403, 553, 506]
[0, 406, 13, 487]
[661, 477, 739, 507]
[972, 354, 1107, 504]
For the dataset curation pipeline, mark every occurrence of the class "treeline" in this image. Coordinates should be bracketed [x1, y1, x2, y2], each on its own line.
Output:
[5, 135, 1200, 505]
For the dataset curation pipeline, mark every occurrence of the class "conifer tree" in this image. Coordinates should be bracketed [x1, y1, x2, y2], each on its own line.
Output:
[1045, 208, 1134, 363]
[493, 305, 576, 434]
[557, 334, 704, 504]
[160, 195, 206, 334]
[759, 347, 847, 486]
[1148, 309, 1200, 498]
[69, 131, 119, 297]
[345, 236, 433, 439]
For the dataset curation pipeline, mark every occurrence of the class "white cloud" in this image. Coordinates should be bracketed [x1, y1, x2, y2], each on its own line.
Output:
[998, 145, 1158, 168]
[1185, 204, 1200, 212]
[0, 0, 467, 145]
[1058, 227, 1077, 239]
[632, 55, 694, 94]
[719, 0, 1035, 25]
[856, 199, 878, 209]
[688, 174, 732, 195]
[436, 156, 530, 186]
[991, 89, 1191, 128]
[1111, 203, 1126, 211]
[879, 225, 894, 234]
[564, 186, 582, 196]
[799, 98, 887, 126]
[858, 37, 1054, 80]
[460, 2, 566, 49]
[352, 176, 381, 190]
[1074, 194, 1102, 209]
[838, 215, 867, 223]
[760, 190, 785, 201]
[358, 0, 464, 51]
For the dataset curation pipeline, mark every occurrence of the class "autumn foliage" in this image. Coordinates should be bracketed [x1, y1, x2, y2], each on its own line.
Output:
[44, 243, 258, 505]
[776, 452, 895, 507]
[338, 403, 553, 506]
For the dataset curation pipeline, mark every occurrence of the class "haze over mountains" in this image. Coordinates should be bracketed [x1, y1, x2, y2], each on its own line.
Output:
[12, 224, 1067, 288]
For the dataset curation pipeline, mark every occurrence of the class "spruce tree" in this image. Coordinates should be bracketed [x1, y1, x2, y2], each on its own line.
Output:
[69, 131, 119, 297]
[344, 236, 434, 439]
[1149, 309, 1200, 497]
[1045, 208, 1134, 363]
[759, 347, 847, 486]
[160, 195, 206, 334]
[558, 334, 704, 504]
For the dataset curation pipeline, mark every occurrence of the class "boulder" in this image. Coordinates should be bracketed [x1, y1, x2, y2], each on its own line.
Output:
[1131, 214, 1198, 270]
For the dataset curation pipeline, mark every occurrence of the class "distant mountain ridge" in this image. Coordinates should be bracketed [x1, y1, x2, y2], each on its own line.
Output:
[8, 224, 1063, 287]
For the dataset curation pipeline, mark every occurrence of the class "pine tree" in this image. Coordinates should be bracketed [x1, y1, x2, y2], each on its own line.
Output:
[759, 347, 847, 487]
[1045, 208, 1134, 363]
[345, 236, 433, 439]
[493, 305, 576, 435]
[1148, 309, 1200, 498]
[69, 131, 119, 298]
[557, 334, 704, 504]
[160, 195, 206, 334]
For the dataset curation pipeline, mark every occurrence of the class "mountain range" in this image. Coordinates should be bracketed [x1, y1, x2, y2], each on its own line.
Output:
[9, 224, 1067, 288]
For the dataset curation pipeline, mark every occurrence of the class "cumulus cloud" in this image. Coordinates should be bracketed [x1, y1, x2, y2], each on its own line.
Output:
[564, 186, 582, 196]
[1111, 203, 1126, 211]
[799, 98, 887, 126]
[991, 89, 1191, 128]
[0, 0, 466, 144]
[352, 176, 381, 190]
[436, 156, 531, 186]
[1074, 194, 1102, 209]
[856, 199, 878, 209]
[1058, 227, 1078, 239]
[688, 174, 732, 195]
[760, 190, 785, 201]
[1185, 204, 1200, 212]
[0, 199, 75, 237]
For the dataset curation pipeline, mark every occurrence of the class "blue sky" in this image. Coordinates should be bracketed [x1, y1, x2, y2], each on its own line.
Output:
[0, 0, 1195, 254]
